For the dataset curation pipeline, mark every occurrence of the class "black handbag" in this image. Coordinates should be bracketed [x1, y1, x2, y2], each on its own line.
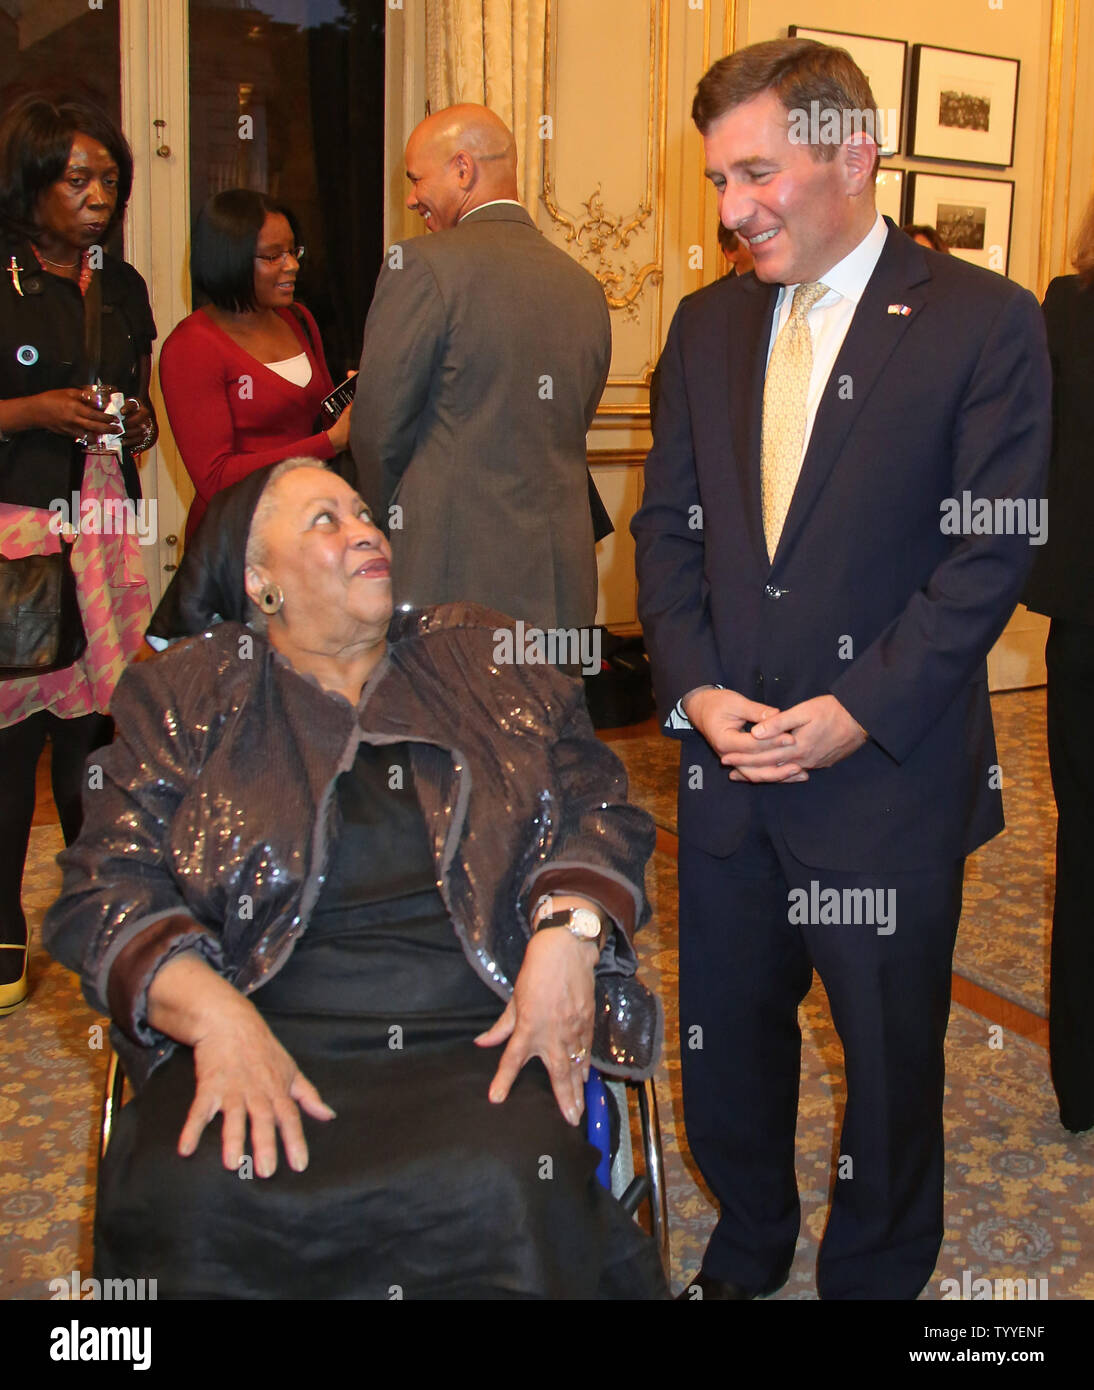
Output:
[0, 265, 99, 679]
[582, 630, 653, 729]
[0, 543, 87, 677]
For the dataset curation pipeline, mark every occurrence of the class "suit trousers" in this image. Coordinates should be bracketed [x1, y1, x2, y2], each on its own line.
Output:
[678, 786, 964, 1299]
[1045, 617, 1094, 1133]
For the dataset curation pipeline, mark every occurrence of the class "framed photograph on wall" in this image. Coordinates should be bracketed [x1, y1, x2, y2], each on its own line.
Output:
[788, 27, 906, 155]
[907, 45, 1019, 166]
[874, 166, 904, 225]
[905, 172, 1014, 274]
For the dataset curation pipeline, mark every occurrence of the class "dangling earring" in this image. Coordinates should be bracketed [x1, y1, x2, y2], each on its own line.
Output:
[259, 583, 284, 615]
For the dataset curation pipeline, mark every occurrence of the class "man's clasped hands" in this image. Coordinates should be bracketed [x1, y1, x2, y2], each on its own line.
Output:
[682, 688, 870, 782]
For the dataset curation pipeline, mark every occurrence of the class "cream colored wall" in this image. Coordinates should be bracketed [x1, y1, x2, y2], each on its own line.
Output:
[538, 0, 738, 625]
[121, 0, 191, 607]
[1041, 0, 1094, 287]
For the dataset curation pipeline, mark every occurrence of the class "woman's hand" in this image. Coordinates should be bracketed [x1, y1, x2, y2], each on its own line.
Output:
[120, 397, 157, 451]
[146, 951, 335, 1176]
[182, 999, 335, 1177]
[326, 399, 353, 453]
[475, 927, 598, 1126]
[25, 388, 117, 439]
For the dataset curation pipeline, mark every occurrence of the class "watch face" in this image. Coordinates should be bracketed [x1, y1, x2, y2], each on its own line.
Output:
[570, 908, 602, 940]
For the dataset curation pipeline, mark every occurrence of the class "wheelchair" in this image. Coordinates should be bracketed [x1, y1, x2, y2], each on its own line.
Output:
[584, 1069, 669, 1275]
[101, 1049, 670, 1279]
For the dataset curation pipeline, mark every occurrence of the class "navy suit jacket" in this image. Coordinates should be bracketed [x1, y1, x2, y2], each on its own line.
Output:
[632, 221, 1052, 872]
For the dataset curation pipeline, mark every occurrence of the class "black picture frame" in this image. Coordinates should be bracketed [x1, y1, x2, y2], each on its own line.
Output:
[788, 25, 908, 156]
[904, 170, 1015, 275]
[907, 44, 1019, 168]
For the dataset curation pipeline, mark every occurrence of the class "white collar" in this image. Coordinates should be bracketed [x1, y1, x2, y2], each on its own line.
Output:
[780, 211, 888, 308]
[459, 199, 525, 221]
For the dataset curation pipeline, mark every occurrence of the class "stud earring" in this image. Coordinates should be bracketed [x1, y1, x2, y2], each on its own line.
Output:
[259, 583, 284, 615]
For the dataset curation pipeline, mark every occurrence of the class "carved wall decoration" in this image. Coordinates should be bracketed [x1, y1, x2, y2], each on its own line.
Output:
[543, 183, 660, 317]
[541, 0, 668, 336]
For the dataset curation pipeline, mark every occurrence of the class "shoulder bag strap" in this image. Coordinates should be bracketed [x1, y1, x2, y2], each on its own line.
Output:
[83, 265, 103, 385]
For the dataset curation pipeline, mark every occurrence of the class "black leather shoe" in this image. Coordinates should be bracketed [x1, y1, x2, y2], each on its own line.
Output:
[676, 1267, 790, 1301]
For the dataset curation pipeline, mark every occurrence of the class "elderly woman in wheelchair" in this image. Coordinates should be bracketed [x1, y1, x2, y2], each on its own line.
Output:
[44, 459, 667, 1300]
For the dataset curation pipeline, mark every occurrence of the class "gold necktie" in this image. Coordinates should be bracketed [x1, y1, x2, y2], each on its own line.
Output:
[761, 281, 829, 560]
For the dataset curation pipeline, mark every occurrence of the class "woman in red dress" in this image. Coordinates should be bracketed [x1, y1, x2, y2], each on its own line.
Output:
[159, 189, 353, 543]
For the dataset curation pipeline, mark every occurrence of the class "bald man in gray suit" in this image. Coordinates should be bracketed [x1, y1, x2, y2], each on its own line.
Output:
[350, 104, 611, 633]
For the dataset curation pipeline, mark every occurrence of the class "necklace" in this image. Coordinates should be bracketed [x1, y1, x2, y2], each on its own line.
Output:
[30, 244, 92, 296]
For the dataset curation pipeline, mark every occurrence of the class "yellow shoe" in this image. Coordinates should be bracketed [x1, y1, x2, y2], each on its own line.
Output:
[0, 944, 28, 1015]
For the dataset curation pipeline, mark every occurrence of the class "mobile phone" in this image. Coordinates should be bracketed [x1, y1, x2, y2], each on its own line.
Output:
[320, 374, 357, 423]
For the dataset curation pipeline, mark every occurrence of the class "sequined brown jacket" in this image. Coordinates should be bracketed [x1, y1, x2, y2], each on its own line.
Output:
[43, 604, 662, 1089]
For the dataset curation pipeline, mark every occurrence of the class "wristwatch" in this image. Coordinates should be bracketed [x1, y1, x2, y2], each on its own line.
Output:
[532, 895, 604, 945]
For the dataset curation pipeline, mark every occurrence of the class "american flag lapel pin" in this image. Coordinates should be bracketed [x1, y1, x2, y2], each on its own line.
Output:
[887, 303, 912, 316]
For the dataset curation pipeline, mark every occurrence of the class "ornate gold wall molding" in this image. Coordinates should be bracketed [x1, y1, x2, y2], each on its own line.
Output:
[543, 184, 658, 314]
[1038, 0, 1066, 296]
[1038, 0, 1094, 293]
[1060, 0, 1079, 249]
[541, 0, 669, 318]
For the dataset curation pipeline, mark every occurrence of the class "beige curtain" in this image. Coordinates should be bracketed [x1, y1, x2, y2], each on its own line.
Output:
[425, 0, 547, 209]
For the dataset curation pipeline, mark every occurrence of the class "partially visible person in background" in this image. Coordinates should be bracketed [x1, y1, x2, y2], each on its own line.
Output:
[0, 92, 156, 1016]
[650, 222, 753, 432]
[719, 222, 755, 276]
[902, 223, 950, 254]
[351, 104, 610, 635]
[1024, 192, 1094, 1135]
[159, 189, 352, 543]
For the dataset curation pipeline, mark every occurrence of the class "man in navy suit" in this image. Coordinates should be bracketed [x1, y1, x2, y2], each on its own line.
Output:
[632, 39, 1050, 1300]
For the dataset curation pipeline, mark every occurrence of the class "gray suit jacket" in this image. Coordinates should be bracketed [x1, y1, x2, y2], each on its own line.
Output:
[351, 203, 611, 631]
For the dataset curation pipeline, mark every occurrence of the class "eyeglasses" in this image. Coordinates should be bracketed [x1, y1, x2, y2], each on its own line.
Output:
[254, 245, 306, 265]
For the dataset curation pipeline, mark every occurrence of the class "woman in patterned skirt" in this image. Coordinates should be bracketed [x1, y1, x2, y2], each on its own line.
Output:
[0, 93, 156, 1014]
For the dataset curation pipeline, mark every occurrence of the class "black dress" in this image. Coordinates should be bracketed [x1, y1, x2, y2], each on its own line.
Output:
[1024, 275, 1094, 1132]
[95, 743, 666, 1298]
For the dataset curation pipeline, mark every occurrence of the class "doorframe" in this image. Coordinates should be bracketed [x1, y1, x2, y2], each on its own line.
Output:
[120, 0, 193, 605]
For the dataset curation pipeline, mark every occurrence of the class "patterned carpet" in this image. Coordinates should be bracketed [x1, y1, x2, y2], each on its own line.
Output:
[1, 826, 98, 1299]
[637, 849, 1094, 1300]
[2, 688, 1090, 1300]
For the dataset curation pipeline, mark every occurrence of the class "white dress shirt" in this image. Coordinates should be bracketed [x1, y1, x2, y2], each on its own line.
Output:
[459, 198, 525, 221]
[765, 212, 889, 464]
